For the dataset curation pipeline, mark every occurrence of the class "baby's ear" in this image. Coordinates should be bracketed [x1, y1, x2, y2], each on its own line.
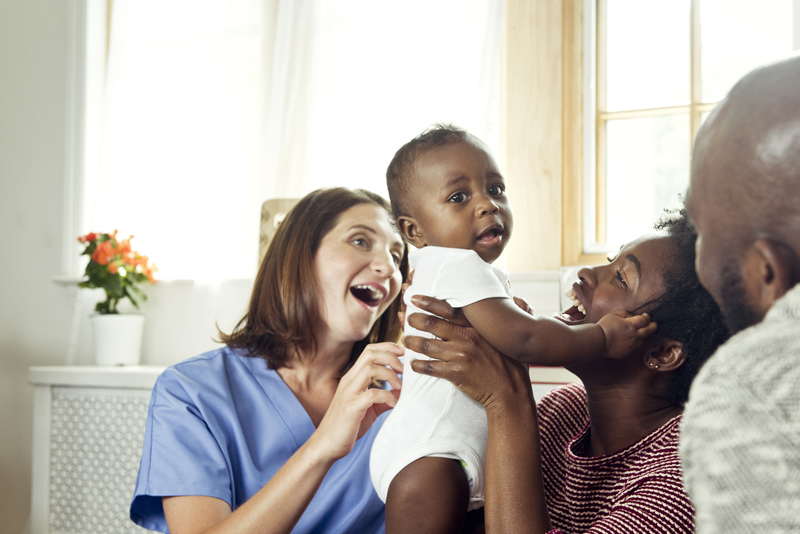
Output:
[397, 216, 426, 248]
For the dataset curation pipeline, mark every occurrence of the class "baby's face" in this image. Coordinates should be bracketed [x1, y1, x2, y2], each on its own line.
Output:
[401, 140, 513, 263]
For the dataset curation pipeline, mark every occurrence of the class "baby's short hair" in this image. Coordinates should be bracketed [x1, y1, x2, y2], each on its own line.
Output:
[386, 123, 474, 219]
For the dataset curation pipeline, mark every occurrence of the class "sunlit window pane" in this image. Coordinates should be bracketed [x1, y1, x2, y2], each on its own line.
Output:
[700, 0, 793, 102]
[605, 114, 690, 247]
[605, 0, 690, 111]
[699, 109, 713, 130]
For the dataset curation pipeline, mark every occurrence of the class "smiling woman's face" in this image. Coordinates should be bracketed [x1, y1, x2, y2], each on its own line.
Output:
[313, 203, 405, 347]
[560, 232, 678, 327]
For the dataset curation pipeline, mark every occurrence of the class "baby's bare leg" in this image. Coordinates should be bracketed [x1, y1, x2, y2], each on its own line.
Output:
[385, 457, 470, 534]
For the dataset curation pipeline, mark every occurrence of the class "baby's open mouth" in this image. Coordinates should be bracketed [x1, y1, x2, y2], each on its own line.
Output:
[350, 284, 386, 307]
[560, 288, 586, 322]
[476, 226, 503, 245]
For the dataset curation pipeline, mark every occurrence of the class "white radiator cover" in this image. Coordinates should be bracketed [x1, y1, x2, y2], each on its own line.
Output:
[29, 366, 164, 534]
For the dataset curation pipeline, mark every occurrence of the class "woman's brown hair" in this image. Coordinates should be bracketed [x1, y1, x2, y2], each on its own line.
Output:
[219, 187, 408, 370]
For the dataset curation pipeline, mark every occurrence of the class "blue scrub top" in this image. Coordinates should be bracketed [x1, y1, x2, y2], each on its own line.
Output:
[130, 346, 387, 533]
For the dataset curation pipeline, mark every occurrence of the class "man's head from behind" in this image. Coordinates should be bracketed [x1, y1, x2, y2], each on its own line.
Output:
[687, 54, 800, 333]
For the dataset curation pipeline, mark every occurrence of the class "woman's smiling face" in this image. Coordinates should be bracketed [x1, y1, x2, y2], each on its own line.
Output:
[313, 203, 405, 346]
[559, 232, 678, 326]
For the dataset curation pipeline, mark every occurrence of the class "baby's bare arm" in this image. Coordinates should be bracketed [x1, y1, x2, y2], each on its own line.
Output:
[461, 298, 607, 365]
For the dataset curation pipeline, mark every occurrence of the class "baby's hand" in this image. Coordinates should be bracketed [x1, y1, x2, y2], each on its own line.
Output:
[597, 310, 657, 359]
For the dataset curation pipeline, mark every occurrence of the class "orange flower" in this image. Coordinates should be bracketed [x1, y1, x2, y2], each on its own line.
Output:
[108, 263, 118, 274]
[91, 249, 106, 265]
[119, 238, 132, 255]
[78, 232, 98, 244]
[91, 240, 116, 266]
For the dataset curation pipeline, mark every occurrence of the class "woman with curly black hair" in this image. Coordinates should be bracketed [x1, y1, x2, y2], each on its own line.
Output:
[404, 210, 728, 533]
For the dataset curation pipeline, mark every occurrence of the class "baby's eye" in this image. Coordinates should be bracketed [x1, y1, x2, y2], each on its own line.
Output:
[447, 192, 467, 203]
[488, 184, 505, 196]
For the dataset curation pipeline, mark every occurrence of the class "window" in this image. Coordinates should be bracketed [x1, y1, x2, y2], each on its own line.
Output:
[574, 0, 794, 262]
[67, 0, 503, 280]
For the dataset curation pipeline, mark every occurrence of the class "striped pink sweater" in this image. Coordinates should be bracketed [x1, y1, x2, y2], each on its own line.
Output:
[538, 383, 694, 534]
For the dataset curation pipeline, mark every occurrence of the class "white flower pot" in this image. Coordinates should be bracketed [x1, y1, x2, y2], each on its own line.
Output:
[91, 314, 145, 366]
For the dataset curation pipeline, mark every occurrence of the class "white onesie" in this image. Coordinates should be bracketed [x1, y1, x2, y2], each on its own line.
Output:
[369, 246, 513, 511]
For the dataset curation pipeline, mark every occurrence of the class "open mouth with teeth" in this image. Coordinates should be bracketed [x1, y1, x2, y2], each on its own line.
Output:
[476, 227, 503, 246]
[559, 287, 586, 323]
[350, 284, 386, 307]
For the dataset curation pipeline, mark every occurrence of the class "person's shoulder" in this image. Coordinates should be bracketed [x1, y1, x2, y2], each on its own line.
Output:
[632, 415, 683, 470]
[688, 301, 800, 419]
[537, 382, 588, 426]
[539, 382, 587, 407]
[157, 346, 255, 390]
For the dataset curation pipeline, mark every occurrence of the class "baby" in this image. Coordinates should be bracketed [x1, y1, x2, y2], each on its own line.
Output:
[370, 125, 655, 533]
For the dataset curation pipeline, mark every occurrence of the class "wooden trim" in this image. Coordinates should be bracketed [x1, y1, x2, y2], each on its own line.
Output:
[594, 0, 607, 244]
[502, 0, 563, 270]
[573, 251, 609, 265]
[561, 0, 584, 266]
[690, 0, 702, 146]
[599, 104, 692, 120]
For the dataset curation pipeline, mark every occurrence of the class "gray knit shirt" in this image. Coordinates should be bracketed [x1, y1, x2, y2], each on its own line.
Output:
[680, 283, 800, 533]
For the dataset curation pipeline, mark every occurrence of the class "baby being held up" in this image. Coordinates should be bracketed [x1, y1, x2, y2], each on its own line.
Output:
[370, 124, 656, 533]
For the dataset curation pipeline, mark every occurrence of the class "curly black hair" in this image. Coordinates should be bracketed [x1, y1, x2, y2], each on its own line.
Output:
[647, 209, 730, 404]
[386, 123, 474, 220]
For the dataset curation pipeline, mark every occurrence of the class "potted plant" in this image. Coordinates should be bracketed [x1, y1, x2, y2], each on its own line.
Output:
[78, 231, 157, 365]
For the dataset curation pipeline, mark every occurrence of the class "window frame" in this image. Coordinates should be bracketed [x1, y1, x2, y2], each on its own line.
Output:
[565, 0, 796, 265]
[591, 0, 716, 251]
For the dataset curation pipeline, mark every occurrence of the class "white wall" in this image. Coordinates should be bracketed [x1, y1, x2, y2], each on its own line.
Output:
[0, 1, 74, 531]
[0, 5, 264, 529]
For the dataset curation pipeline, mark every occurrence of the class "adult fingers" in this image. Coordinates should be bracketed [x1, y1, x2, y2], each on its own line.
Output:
[406, 311, 471, 341]
[342, 343, 404, 390]
[410, 358, 454, 380]
[358, 388, 399, 410]
[409, 295, 471, 327]
[346, 356, 402, 392]
[402, 335, 459, 362]
[355, 342, 404, 370]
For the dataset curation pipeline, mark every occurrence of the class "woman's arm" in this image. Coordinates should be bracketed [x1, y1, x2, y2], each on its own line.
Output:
[403, 301, 552, 534]
[164, 342, 404, 534]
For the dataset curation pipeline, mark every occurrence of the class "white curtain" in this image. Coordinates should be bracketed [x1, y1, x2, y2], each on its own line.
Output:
[87, 0, 503, 280]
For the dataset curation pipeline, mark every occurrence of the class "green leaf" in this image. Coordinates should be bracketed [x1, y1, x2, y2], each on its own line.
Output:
[123, 287, 141, 310]
[106, 274, 123, 298]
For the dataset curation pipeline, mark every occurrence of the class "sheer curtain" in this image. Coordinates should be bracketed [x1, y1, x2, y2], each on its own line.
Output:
[86, 0, 503, 281]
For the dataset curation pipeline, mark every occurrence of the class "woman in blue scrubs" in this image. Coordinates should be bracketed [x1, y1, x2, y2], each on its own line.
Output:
[130, 188, 408, 533]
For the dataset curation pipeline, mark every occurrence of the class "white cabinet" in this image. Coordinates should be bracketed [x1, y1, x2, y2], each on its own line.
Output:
[29, 366, 165, 534]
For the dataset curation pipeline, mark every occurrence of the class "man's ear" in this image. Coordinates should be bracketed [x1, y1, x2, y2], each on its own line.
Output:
[397, 216, 427, 249]
[643, 339, 685, 372]
[746, 238, 800, 313]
